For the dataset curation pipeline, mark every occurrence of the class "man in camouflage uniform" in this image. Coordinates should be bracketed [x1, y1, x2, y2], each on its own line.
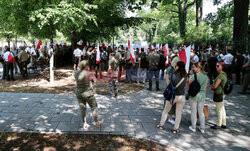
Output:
[75, 60, 104, 129]
[108, 53, 119, 97]
[147, 49, 160, 91]
[18, 47, 29, 77]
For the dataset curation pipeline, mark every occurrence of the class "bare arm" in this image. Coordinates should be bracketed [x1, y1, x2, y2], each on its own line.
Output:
[166, 74, 170, 85]
[211, 78, 221, 90]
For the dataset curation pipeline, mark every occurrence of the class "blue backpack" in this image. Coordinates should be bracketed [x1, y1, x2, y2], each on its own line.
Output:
[163, 73, 175, 107]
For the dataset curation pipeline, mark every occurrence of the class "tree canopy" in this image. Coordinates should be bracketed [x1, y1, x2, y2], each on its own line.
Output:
[0, 0, 248, 51]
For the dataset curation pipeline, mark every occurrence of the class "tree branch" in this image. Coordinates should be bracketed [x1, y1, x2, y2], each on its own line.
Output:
[186, 0, 195, 9]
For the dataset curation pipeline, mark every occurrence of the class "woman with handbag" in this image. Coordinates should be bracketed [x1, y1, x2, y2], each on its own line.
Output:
[210, 61, 227, 129]
[157, 61, 187, 134]
[188, 62, 208, 133]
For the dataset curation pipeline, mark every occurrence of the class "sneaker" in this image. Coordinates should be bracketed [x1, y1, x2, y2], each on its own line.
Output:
[147, 88, 152, 91]
[210, 125, 220, 129]
[189, 126, 196, 132]
[199, 128, 205, 133]
[83, 123, 90, 130]
[168, 119, 175, 125]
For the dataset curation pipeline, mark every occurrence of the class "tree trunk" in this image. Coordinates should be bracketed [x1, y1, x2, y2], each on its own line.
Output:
[233, 0, 249, 52]
[49, 18, 54, 83]
[179, 11, 186, 38]
[71, 30, 77, 50]
[7, 35, 10, 48]
[196, 0, 203, 27]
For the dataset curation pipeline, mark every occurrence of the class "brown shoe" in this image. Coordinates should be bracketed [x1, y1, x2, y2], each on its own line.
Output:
[94, 119, 104, 127]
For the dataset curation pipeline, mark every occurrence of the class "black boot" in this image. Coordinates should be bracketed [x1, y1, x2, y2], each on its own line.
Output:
[147, 80, 152, 91]
[156, 81, 160, 91]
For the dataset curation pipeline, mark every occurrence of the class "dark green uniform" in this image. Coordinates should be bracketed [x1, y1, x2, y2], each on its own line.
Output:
[75, 70, 98, 123]
[108, 57, 119, 97]
[147, 51, 160, 90]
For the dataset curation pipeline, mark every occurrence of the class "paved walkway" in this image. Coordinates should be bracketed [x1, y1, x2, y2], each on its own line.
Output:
[0, 81, 249, 150]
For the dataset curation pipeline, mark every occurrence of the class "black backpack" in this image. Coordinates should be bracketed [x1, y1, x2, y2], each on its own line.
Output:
[221, 74, 233, 95]
[188, 73, 201, 97]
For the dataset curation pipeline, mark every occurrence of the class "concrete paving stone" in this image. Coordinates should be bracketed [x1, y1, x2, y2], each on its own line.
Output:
[30, 113, 53, 122]
[129, 115, 160, 123]
[71, 115, 82, 122]
[8, 120, 37, 132]
[51, 114, 73, 122]
[0, 120, 12, 131]
[0, 113, 16, 120]
[56, 121, 80, 132]
[29, 107, 55, 114]
[141, 122, 158, 132]
[37, 93, 55, 98]
[136, 109, 154, 116]
[118, 110, 137, 116]
[121, 122, 144, 134]
[110, 115, 131, 123]
[9, 113, 35, 121]
[34, 121, 59, 132]
[100, 122, 123, 132]
[8, 106, 32, 113]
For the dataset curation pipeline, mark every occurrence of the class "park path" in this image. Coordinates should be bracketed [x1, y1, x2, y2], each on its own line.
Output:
[0, 80, 249, 150]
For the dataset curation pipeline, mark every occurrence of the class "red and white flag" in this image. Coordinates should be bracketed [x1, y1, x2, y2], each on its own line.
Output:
[178, 45, 191, 73]
[96, 43, 101, 64]
[128, 35, 135, 63]
[163, 44, 169, 66]
[35, 39, 42, 50]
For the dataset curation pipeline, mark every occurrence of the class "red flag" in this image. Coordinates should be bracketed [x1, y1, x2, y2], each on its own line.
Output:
[36, 40, 42, 49]
[178, 46, 191, 72]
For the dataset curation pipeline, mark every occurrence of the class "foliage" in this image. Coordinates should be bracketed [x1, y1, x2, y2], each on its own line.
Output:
[205, 1, 233, 41]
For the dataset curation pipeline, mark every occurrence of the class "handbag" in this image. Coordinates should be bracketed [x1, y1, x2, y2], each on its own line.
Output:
[213, 81, 225, 102]
[213, 93, 223, 102]
[197, 105, 209, 119]
[188, 73, 201, 97]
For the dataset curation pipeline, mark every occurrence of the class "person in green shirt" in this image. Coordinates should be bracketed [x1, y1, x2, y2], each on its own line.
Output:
[75, 60, 104, 130]
[188, 62, 208, 133]
[210, 61, 227, 129]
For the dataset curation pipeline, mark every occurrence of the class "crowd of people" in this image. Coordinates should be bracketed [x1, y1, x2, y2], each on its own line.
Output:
[73, 43, 250, 132]
[1, 42, 249, 133]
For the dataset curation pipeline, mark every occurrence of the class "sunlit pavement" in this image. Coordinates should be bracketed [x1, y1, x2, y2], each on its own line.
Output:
[0, 80, 249, 150]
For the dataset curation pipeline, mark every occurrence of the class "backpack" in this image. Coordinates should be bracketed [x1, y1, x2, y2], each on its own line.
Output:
[188, 73, 201, 97]
[0, 55, 3, 62]
[163, 73, 175, 106]
[221, 74, 233, 95]
[8, 53, 14, 63]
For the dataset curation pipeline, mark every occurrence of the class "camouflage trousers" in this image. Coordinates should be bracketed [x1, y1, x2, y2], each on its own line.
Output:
[76, 95, 98, 123]
[108, 76, 118, 96]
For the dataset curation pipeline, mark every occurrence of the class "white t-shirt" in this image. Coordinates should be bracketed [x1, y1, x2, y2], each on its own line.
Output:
[29, 48, 37, 56]
[223, 53, 234, 65]
[193, 55, 199, 63]
[82, 48, 86, 56]
[3, 51, 13, 62]
[73, 48, 83, 57]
